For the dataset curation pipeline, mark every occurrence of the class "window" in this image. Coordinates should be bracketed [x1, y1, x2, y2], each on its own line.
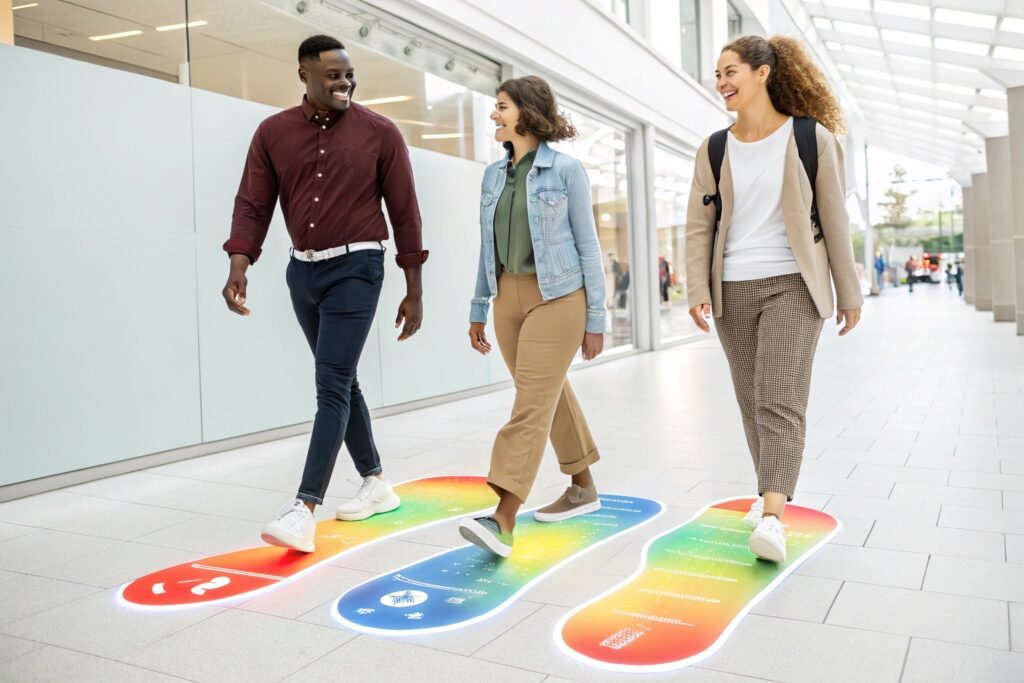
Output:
[186, 0, 503, 163]
[597, 0, 631, 23]
[653, 146, 697, 342]
[728, 1, 744, 39]
[552, 108, 633, 349]
[651, 0, 701, 80]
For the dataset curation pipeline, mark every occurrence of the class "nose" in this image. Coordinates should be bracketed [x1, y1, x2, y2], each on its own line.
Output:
[490, 110, 499, 121]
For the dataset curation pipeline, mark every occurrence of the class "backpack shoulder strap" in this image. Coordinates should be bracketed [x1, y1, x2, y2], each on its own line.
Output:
[793, 116, 823, 241]
[703, 127, 730, 225]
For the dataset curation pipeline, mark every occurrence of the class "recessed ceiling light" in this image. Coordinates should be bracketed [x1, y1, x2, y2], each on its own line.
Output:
[359, 96, 414, 106]
[934, 38, 991, 56]
[993, 46, 1024, 61]
[827, 0, 871, 9]
[979, 88, 1006, 99]
[813, 17, 833, 31]
[890, 54, 932, 66]
[846, 45, 885, 57]
[854, 66, 893, 81]
[935, 62, 979, 74]
[934, 9, 997, 29]
[155, 21, 208, 32]
[936, 82, 975, 95]
[825, 41, 843, 51]
[935, 100, 969, 111]
[973, 105, 1007, 116]
[881, 29, 931, 47]
[1001, 17, 1024, 34]
[89, 30, 144, 41]
[833, 21, 880, 38]
[873, 1, 930, 20]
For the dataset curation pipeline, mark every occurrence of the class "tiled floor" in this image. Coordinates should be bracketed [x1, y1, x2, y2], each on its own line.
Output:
[1, 283, 1023, 681]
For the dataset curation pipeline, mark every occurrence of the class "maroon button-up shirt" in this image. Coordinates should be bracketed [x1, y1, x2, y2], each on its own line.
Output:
[224, 98, 428, 268]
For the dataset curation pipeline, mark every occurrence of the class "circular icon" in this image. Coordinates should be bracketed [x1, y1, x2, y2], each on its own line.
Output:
[380, 590, 428, 608]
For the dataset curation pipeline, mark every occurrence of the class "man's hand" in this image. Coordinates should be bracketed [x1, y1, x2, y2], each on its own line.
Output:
[581, 332, 604, 361]
[469, 322, 491, 355]
[395, 294, 423, 340]
[222, 254, 251, 316]
[836, 307, 861, 336]
[689, 303, 711, 332]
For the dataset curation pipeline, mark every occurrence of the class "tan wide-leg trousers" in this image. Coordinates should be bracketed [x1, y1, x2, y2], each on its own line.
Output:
[715, 273, 825, 501]
[489, 273, 600, 504]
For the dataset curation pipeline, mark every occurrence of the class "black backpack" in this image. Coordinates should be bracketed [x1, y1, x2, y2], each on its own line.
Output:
[702, 116, 823, 243]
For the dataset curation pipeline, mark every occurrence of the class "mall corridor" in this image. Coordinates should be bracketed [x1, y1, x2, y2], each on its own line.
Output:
[0, 283, 1022, 681]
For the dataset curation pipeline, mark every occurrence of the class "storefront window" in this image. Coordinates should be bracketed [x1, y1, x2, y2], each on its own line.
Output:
[728, 1, 744, 39]
[552, 108, 632, 350]
[597, 0, 630, 23]
[651, 0, 701, 80]
[185, 0, 503, 163]
[12, 0, 187, 82]
[653, 146, 696, 343]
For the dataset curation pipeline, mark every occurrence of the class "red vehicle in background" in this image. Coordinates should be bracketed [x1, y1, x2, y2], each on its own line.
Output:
[912, 252, 943, 284]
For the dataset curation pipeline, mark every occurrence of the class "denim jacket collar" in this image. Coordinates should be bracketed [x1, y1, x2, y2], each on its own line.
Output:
[503, 140, 555, 169]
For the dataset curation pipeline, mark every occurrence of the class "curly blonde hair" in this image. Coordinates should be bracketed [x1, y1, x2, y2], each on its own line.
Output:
[723, 35, 846, 135]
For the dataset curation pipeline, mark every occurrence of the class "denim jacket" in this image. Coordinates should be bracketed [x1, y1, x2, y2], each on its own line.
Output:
[470, 142, 607, 333]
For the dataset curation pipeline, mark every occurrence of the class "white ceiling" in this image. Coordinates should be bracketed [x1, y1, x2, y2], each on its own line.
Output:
[800, 0, 1024, 182]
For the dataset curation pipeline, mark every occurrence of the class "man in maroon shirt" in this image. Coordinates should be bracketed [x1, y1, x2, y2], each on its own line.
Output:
[221, 35, 428, 552]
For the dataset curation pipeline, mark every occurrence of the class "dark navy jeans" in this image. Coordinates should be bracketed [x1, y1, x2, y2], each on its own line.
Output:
[286, 249, 384, 505]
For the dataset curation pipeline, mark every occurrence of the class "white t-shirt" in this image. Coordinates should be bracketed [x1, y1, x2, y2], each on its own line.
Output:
[722, 117, 800, 282]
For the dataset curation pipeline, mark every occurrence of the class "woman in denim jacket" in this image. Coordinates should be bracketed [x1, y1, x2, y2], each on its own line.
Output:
[458, 76, 607, 557]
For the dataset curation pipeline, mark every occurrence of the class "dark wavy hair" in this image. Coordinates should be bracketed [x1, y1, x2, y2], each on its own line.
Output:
[497, 76, 577, 143]
[723, 35, 846, 134]
[298, 35, 345, 63]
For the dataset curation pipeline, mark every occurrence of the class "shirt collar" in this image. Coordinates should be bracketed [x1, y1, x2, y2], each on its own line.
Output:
[300, 95, 342, 127]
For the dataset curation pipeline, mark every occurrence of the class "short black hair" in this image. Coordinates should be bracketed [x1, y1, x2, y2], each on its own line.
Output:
[298, 35, 345, 63]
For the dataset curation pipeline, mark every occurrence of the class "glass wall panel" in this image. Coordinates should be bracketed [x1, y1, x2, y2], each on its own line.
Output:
[12, 0, 187, 82]
[552, 109, 632, 349]
[596, 0, 630, 23]
[650, 0, 700, 80]
[185, 0, 503, 163]
[654, 145, 698, 342]
[728, 1, 743, 39]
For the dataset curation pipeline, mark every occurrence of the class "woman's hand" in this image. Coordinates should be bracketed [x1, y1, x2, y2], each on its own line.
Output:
[689, 304, 712, 332]
[836, 307, 861, 336]
[469, 322, 491, 355]
[581, 332, 604, 361]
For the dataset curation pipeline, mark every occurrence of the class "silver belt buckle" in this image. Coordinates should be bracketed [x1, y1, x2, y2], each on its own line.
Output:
[304, 249, 316, 261]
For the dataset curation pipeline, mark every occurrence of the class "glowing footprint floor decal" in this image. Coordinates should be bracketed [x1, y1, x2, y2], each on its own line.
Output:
[332, 494, 664, 634]
[119, 476, 497, 608]
[555, 497, 840, 673]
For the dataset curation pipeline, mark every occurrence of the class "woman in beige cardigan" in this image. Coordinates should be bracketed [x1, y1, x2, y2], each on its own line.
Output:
[686, 35, 863, 563]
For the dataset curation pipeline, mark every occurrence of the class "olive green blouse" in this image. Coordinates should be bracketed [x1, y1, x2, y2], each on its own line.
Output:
[493, 150, 537, 274]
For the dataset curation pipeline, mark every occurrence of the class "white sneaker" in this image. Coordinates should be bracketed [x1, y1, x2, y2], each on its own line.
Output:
[335, 476, 401, 521]
[743, 497, 764, 528]
[261, 499, 316, 552]
[748, 515, 787, 563]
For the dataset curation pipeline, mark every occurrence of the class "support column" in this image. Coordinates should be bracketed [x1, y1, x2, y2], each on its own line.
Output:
[963, 185, 974, 305]
[986, 137, 1015, 321]
[971, 173, 993, 312]
[1009, 86, 1024, 335]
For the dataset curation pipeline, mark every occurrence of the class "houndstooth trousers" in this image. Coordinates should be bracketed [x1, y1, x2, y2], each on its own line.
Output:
[715, 273, 825, 500]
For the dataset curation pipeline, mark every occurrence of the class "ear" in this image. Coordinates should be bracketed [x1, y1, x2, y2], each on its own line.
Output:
[298, 66, 307, 84]
[758, 64, 771, 83]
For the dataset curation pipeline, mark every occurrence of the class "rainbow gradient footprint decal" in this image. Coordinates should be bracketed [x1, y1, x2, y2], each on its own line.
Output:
[332, 494, 664, 634]
[119, 476, 496, 608]
[556, 497, 840, 673]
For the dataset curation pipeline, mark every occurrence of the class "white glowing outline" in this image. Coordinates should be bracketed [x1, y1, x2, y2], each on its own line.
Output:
[331, 495, 667, 636]
[115, 475, 496, 612]
[552, 496, 842, 673]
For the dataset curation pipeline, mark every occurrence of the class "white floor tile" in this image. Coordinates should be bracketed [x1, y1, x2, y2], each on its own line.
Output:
[902, 638, 1024, 682]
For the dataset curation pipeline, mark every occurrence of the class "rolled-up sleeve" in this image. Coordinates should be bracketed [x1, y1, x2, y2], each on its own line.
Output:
[378, 122, 429, 269]
[224, 125, 278, 264]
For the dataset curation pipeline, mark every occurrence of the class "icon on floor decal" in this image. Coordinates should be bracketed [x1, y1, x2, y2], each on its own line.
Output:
[118, 476, 497, 608]
[331, 495, 665, 635]
[554, 497, 840, 673]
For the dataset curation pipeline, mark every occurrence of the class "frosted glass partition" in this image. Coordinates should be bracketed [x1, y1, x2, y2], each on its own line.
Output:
[0, 46, 202, 486]
[0, 45, 514, 488]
